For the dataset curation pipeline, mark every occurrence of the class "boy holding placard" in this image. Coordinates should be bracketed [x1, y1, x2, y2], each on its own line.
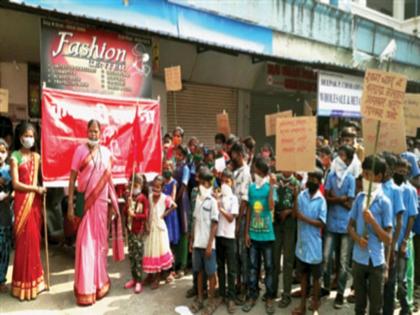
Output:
[348, 155, 393, 315]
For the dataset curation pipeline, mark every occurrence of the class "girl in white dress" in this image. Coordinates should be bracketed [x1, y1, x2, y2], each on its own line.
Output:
[143, 176, 176, 289]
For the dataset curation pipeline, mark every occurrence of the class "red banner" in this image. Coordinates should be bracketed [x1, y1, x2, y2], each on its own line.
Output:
[41, 88, 162, 186]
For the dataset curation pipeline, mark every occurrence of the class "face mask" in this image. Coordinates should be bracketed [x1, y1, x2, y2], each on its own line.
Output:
[307, 181, 319, 194]
[0, 152, 8, 163]
[199, 185, 212, 197]
[215, 144, 223, 151]
[163, 171, 172, 179]
[362, 178, 381, 194]
[21, 137, 34, 149]
[393, 173, 406, 186]
[221, 183, 232, 196]
[207, 162, 215, 169]
[254, 174, 265, 187]
[133, 188, 141, 196]
[87, 138, 99, 147]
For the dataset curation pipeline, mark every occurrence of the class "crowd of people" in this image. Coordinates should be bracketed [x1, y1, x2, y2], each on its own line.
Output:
[0, 119, 419, 315]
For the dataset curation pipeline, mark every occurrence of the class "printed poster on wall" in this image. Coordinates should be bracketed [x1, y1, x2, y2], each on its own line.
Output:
[41, 19, 152, 97]
[404, 94, 420, 137]
[317, 71, 363, 118]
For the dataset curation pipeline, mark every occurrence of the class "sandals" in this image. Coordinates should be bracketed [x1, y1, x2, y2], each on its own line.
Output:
[227, 300, 236, 314]
[201, 300, 218, 315]
[265, 299, 275, 315]
[151, 280, 160, 290]
[291, 307, 306, 315]
[278, 295, 292, 308]
[189, 299, 204, 313]
[242, 299, 256, 313]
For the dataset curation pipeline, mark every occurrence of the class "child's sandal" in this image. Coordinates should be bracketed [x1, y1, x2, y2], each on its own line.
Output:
[291, 307, 306, 315]
[151, 280, 160, 290]
[189, 299, 204, 313]
[201, 300, 218, 315]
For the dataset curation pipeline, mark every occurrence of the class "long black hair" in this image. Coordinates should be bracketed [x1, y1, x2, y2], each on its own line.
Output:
[14, 121, 37, 151]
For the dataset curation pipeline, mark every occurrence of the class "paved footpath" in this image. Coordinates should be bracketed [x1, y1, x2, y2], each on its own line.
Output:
[0, 245, 415, 315]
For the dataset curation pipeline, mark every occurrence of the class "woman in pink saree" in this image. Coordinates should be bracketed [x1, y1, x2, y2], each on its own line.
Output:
[67, 120, 124, 306]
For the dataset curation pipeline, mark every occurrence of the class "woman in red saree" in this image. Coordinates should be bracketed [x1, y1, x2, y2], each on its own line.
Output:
[10, 122, 46, 300]
[68, 120, 124, 306]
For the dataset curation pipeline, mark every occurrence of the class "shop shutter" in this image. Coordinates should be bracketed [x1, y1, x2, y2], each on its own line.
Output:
[167, 82, 238, 146]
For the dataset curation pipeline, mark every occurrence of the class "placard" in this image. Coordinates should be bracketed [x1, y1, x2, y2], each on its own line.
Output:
[164, 66, 182, 91]
[404, 94, 420, 137]
[360, 69, 407, 122]
[265, 110, 292, 136]
[362, 116, 407, 156]
[41, 19, 152, 97]
[303, 102, 313, 116]
[318, 71, 363, 117]
[275, 116, 316, 172]
[217, 111, 231, 136]
[0, 89, 9, 113]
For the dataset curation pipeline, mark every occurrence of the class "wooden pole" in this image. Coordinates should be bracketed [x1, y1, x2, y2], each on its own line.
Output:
[42, 192, 50, 290]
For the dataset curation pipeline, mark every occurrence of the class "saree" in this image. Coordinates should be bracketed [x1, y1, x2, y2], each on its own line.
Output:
[11, 152, 45, 300]
[71, 144, 124, 306]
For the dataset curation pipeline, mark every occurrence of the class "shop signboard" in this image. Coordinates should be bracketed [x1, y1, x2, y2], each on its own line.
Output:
[41, 19, 152, 97]
[318, 71, 363, 117]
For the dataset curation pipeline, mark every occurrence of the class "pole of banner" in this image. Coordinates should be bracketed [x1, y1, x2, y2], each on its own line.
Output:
[173, 91, 178, 127]
[42, 192, 50, 290]
[362, 59, 391, 237]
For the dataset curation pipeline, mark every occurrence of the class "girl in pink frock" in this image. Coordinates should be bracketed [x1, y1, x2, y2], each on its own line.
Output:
[143, 176, 176, 289]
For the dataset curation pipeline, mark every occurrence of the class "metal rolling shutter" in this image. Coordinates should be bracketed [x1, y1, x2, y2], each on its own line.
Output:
[167, 83, 238, 146]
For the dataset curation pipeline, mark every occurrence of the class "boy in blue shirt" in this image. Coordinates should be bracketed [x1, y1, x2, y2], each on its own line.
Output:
[348, 155, 393, 315]
[381, 152, 406, 315]
[292, 168, 327, 315]
[243, 158, 276, 315]
[322, 145, 356, 309]
[393, 157, 418, 315]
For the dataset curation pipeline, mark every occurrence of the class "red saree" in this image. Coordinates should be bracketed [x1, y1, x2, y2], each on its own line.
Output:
[12, 152, 45, 300]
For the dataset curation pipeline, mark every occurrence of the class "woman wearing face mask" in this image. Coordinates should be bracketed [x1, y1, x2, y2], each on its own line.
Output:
[67, 119, 124, 306]
[10, 122, 46, 300]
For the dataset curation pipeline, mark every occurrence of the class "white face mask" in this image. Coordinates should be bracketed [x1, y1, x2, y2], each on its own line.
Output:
[87, 138, 99, 147]
[362, 178, 381, 194]
[133, 188, 141, 196]
[221, 183, 233, 196]
[254, 174, 266, 187]
[0, 152, 7, 163]
[21, 137, 34, 149]
[199, 185, 212, 197]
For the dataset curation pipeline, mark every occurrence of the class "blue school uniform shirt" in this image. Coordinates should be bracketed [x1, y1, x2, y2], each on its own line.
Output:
[381, 179, 405, 232]
[325, 171, 356, 234]
[248, 182, 276, 242]
[0, 164, 11, 186]
[397, 182, 418, 258]
[350, 191, 392, 267]
[295, 189, 327, 265]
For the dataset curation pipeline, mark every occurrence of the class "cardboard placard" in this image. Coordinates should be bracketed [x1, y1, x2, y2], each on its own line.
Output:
[275, 116, 316, 172]
[216, 111, 231, 136]
[164, 66, 182, 92]
[362, 116, 407, 156]
[265, 110, 292, 136]
[0, 89, 8, 113]
[404, 94, 420, 137]
[303, 102, 313, 116]
[361, 69, 407, 122]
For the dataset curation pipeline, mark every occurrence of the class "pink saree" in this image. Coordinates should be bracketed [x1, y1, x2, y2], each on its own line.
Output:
[71, 144, 124, 306]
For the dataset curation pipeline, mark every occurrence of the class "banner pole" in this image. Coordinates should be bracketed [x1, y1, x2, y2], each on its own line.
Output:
[42, 192, 50, 290]
[173, 92, 178, 127]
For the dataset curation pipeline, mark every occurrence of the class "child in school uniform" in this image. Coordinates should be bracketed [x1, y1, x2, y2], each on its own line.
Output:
[0, 139, 11, 293]
[189, 167, 219, 315]
[348, 155, 393, 315]
[293, 168, 327, 315]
